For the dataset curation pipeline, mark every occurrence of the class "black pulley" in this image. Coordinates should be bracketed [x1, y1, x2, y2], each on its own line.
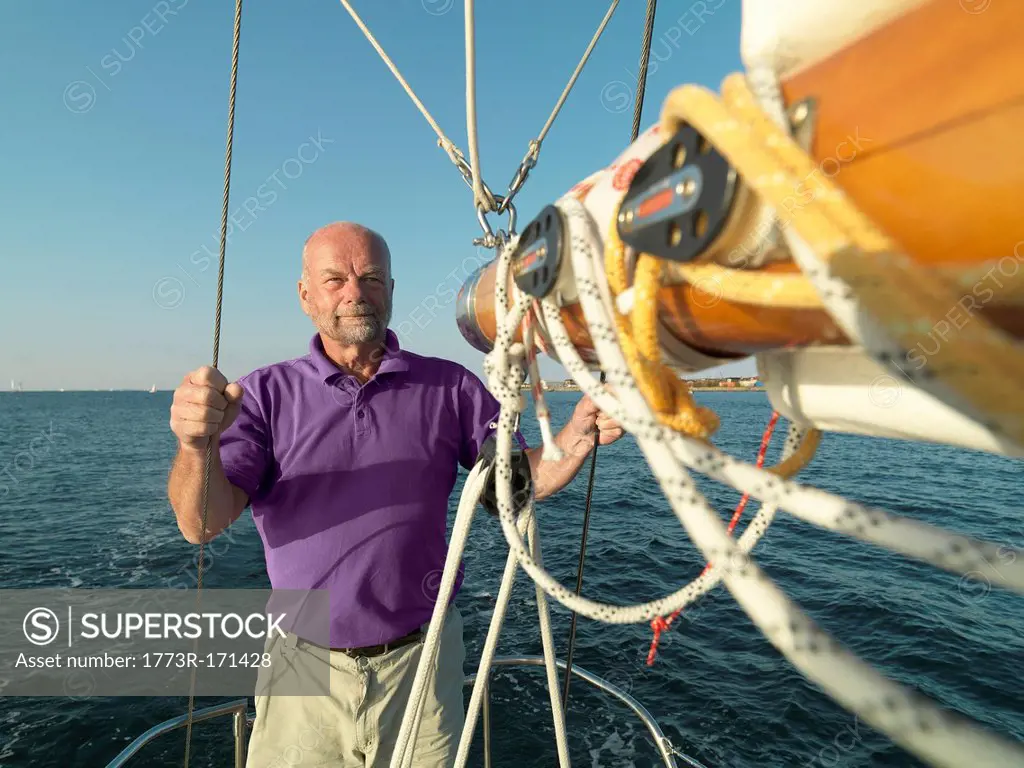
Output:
[510, 204, 565, 299]
[616, 122, 738, 262]
[476, 433, 534, 517]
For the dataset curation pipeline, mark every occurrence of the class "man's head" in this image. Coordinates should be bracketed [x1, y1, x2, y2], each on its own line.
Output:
[298, 222, 394, 346]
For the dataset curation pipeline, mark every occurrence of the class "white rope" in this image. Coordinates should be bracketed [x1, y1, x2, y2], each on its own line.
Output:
[462, 0, 493, 212]
[524, 318, 564, 461]
[488, 247, 741, 623]
[389, 463, 487, 768]
[560, 193, 1024, 595]
[669, 437, 1024, 593]
[567, 320, 1024, 596]
[453, 513, 571, 768]
[726, 61, 788, 266]
[554, 195, 1024, 768]
[336, 0, 450, 146]
[454, 514, 527, 768]
[336, 0, 481, 197]
[528, 512, 573, 768]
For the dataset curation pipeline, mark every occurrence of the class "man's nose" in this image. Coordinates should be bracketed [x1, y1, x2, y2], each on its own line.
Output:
[339, 277, 368, 303]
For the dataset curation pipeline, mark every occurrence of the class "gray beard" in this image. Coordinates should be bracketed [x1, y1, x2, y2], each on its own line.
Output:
[315, 307, 390, 344]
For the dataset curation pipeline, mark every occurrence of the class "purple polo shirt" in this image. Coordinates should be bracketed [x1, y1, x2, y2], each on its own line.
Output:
[218, 330, 526, 648]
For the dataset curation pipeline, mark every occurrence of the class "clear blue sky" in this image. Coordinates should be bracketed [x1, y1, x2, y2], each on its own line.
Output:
[0, 0, 755, 391]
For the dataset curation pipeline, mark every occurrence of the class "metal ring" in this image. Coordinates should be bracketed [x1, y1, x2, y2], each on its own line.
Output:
[476, 205, 495, 239]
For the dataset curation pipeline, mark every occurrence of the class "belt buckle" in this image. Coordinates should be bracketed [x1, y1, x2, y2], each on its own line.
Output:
[344, 643, 384, 658]
[339, 630, 417, 659]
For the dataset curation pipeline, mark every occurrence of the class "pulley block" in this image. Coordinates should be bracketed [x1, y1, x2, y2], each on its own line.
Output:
[476, 433, 534, 517]
[510, 204, 565, 298]
[616, 123, 739, 262]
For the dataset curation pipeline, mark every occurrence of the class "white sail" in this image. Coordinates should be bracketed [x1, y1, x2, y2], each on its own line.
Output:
[740, 0, 931, 79]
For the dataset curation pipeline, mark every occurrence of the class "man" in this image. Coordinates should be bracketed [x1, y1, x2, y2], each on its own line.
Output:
[167, 221, 623, 766]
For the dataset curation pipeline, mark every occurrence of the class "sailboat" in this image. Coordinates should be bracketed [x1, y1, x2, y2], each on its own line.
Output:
[106, 1, 1024, 767]
[148, 385, 157, 394]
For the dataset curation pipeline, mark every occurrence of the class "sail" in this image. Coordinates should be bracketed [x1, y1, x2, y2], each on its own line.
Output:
[740, 0, 930, 78]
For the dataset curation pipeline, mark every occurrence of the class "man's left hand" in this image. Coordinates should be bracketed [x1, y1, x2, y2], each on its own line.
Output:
[569, 394, 625, 447]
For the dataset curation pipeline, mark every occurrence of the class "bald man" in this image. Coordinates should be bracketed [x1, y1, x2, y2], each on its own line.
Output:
[167, 221, 623, 767]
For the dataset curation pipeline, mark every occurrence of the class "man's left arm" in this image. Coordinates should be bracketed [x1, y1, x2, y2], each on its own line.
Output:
[527, 394, 624, 501]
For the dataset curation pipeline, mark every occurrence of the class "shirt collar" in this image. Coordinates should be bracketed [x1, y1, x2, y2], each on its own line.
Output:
[309, 329, 410, 383]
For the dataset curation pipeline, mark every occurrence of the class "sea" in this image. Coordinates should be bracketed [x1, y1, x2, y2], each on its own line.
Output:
[0, 389, 1022, 768]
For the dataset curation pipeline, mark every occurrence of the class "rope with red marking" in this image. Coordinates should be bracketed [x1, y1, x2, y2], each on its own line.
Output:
[646, 410, 780, 665]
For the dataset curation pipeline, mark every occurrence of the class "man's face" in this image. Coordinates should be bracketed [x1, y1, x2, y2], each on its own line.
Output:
[299, 233, 393, 345]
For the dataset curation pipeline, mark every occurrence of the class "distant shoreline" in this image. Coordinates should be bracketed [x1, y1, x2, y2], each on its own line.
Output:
[690, 386, 765, 392]
[521, 383, 765, 393]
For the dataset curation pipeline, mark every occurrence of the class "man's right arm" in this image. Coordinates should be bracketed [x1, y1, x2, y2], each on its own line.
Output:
[168, 366, 255, 544]
[168, 439, 248, 544]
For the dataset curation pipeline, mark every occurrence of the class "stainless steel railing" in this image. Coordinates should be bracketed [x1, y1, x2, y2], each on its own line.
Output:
[105, 698, 249, 768]
[104, 656, 708, 768]
[471, 657, 709, 768]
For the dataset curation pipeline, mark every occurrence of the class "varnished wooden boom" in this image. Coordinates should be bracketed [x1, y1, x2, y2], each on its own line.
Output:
[780, 0, 1024, 268]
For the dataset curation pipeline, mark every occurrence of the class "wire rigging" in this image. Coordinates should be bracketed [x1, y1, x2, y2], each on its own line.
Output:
[181, 1, 243, 766]
[497, 0, 621, 219]
[562, 0, 659, 710]
[630, 0, 659, 144]
[335, 0, 469, 169]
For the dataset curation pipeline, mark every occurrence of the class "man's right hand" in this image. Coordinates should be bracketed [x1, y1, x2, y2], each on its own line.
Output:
[170, 366, 245, 450]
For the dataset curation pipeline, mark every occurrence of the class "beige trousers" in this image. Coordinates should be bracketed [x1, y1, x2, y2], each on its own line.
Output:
[246, 604, 466, 767]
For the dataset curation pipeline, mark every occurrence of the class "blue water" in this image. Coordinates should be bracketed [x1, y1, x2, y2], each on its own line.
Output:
[1, 390, 1022, 767]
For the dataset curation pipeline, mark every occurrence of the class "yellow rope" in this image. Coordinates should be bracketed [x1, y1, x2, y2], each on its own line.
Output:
[652, 74, 1024, 446]
[938, 261, 1024, 303]
[605, 210, 822, 469]
[664, 262, 825, 309]
[665, 261, 1024, 311]
[768, 429, 821, 479]
[605, 216, 720, 439]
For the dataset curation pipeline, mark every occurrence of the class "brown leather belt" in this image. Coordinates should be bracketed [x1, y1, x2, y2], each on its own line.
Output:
[328, 627, 423, 658]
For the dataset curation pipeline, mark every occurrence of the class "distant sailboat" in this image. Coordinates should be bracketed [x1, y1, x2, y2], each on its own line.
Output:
[148, 385, 157, 394]
[10, 379, 22, 393]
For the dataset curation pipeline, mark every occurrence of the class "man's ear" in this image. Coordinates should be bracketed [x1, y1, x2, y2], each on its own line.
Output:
[297, 279, 309, 314]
